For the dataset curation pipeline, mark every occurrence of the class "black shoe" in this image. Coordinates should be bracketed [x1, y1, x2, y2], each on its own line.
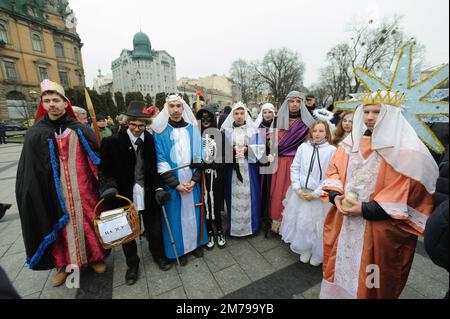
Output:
[155, 257, 172, 271]
[0, 204, 11, 220]
[125, 264, 139, 285]
[178, 255, 188, 266]
[192, 247, 204, 258]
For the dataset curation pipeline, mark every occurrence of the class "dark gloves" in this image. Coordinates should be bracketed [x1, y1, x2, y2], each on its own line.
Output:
[160, 171, 180, 188]
[190, 161, 207, 170]
[328, 190, 342, 206]
[155, 189, 170, 206]
[100, 187, 118, 200]
[361, 201, 391, 221]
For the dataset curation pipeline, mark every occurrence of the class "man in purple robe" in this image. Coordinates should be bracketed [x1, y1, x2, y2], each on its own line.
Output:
[269, 91, 314, 233]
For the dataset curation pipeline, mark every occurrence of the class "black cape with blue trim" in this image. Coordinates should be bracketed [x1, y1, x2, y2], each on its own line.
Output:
[15, 114, 99, 270]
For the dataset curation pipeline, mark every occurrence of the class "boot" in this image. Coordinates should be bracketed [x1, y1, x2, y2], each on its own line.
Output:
[217, 233, 227, 249]
[90, 261, 107, 273]
[192, 247, 204, 258]
[206, 233, 215, 250]
[178, 255, 188, 266]
[52, 269, 69, 287]
[125, 264, 139, 286]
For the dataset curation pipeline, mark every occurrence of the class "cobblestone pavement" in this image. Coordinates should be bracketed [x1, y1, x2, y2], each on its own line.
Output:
[0, 144, 448, 299]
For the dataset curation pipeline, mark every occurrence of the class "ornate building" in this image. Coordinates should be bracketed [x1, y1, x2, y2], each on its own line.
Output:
[112, 31, 177, 98]
[0, 0, 85, 122]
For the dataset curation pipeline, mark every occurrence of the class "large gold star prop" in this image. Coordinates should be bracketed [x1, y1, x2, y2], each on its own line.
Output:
[335, 43, 449, 154]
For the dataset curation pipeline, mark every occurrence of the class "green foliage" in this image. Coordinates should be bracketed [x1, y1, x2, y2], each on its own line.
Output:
[182, 93, 190, 105]
[125, 92, 144, 107]
[114, 92, 126, 114]
[145, 94, 153, 106]
[155, 92, 166, 110]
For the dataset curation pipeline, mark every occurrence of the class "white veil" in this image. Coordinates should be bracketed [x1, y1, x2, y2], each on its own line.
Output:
[151, 94, 199, 134]
[342, 92, 439, 194]
[254, 103, 276, 128]
[220, 101, 257, 132]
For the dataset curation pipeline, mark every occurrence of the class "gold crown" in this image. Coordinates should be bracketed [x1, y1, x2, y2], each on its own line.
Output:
[362, 89, 405, 107]
[40, 79, 66, 98]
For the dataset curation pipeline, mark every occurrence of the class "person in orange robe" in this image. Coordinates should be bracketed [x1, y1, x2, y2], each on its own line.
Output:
[268, 91, 314, 233]
[320, 90, 439, 299]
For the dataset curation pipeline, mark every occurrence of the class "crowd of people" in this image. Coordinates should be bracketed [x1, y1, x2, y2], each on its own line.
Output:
[8, 78, 448, 299]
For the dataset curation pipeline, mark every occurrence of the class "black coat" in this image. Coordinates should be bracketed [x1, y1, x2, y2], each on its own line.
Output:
[424, 146, 449, 272]
[99, 130, 162, 212]
[16, 114, 99, 270]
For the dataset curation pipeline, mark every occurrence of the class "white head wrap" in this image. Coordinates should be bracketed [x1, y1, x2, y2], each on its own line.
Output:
[151, 94, 199, 134]
[342, 91, 439, 193]
[254, 103, 276, 128]
[220, 101, 257, 133]
[276, 91, 315, 130]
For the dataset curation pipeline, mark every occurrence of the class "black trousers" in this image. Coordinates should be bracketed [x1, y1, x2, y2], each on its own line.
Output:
[0, 135, 6, 144]
[204, 169, 225, 235]
[122, 209, 165, 268]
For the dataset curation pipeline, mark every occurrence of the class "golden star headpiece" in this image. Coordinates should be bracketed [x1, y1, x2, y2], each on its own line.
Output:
[363, 89, 406, 107]
[40, 79, 66, 99]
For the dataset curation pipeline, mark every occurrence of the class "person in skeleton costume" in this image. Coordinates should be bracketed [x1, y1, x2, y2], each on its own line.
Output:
[195, 107, 227, 249]
[269, 92, 314, 233]
[152, 95, 208, 266]
[220, 102, 265, 237]
[320, 90, 438, 299]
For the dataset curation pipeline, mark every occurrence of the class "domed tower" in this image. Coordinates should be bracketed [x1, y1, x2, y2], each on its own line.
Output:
[132, 31, 153, 60]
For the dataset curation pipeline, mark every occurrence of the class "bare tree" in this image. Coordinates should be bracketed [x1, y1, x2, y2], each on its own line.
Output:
[229, 59, 254, 104]
[318, 15, 425, 103]
[255, 48, 306, 106]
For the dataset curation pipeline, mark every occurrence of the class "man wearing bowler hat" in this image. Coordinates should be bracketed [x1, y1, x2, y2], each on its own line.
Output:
[99, 101, 171, 285]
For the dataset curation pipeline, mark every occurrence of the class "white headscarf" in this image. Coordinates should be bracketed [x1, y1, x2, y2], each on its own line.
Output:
[254, 103, 276, 128]
[276, 91, 315, 130]
[151, 94, 199, 134]
[220, 101, 257, 133]
[342, 91, 439, 194]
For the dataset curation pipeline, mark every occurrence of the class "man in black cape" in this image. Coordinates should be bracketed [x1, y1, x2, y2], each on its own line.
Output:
[16, 79, 108, 287]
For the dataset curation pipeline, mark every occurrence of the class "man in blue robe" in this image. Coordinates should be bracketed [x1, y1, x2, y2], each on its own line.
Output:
[152, 95, 207, 266]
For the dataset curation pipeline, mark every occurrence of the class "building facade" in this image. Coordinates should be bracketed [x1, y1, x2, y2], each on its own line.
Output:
[0, 0, 85, 122]
[178, 74, 241, 104]
[93, 69, 113, 94]
[112, 31, 177, 98]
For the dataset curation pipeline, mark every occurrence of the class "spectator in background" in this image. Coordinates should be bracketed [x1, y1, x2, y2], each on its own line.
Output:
[424, 145, 449, 299]
[96, 115, 113, 140]
[332, 111, 354, 146]
[218, 106, 232, 129]
[112, 114, 128, 135]
[0, 121, 7, 144]
[305, 94, 318, 114]
[72, 106, 89, 126]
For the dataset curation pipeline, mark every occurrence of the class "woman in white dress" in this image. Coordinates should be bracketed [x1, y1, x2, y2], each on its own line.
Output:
[280, 120, 336, 266]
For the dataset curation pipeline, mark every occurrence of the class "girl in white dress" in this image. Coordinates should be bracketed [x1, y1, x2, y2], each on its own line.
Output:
[280, 120, 336, 266]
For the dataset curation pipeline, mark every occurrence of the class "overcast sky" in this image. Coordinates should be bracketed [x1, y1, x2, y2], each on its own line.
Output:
[70, 0, 449, 89]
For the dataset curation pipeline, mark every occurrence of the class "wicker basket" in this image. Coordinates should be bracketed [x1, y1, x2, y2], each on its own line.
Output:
[93, 195, 141, 249]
